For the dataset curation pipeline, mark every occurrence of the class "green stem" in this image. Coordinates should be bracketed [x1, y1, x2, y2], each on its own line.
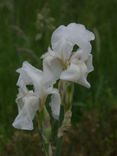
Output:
[54, 80, 74, 156]
[38, 128, 49, 156]
[37, 106, 52, 156]
[36, 80, 74, 156]
[54, 136, 63, 156]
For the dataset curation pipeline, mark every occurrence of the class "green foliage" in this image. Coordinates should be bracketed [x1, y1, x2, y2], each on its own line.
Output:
[0, 0, 117, 155]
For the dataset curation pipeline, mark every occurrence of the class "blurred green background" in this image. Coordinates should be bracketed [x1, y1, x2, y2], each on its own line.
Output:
[0, 0, 117, 155]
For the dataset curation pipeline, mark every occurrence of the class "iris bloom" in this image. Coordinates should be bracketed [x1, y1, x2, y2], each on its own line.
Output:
[42, 23, 95, 88]
[12, 61, 61, 130]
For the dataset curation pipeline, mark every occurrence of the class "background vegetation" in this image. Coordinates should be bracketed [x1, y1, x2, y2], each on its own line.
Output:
[0, 0, 117, 155]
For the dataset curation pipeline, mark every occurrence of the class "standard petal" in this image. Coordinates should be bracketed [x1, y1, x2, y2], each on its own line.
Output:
[67, 23, 95, 54]
[68, 23, 95, 42]
[51, 25, 73, 61]
[60, 62, 90, 88]
[12, 91, 39, 130]
[43, 50, 63, 85]
[47, 88, 61, 120]
[51, 23, 95, 61]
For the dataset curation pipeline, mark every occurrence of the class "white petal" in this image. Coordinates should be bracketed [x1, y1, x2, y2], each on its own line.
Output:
[60, 62, 90, 88]
[12, 91, 39, 130]
[71, 51, 94, 73]
[68, 23, 95, 42]
[51, 23, 95, 61]
[71, 49, 89, 63]
[47, 88, 61, 120]
[41, 47, 55, 59]
[17, 61, 43, 93]
[51, 25, 73, 61]
[86, 54, 94, 73]
[43, 49, 63, 85]
[67, 23, 95, 54]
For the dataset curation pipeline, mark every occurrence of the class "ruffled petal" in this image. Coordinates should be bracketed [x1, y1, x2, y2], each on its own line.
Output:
[68, 23, 95, 42]
[51, 23, 95, 61]
[47, 88, 61, 120]
[17, 61, 43, 93]
[67, 23, 95, 54]
[60, 62, 90, 88]
[12, 91, 39, 130]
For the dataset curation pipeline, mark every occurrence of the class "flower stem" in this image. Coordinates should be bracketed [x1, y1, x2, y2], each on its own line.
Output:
[37, 105, 52, 156]
[54, 136, 63, 156]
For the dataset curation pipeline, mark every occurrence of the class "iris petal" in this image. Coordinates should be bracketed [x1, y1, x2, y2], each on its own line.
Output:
[12, 91, 39, 130]
[60, 62, 90, 88]
[48, 88, 61, 120]
[51, 23, 95, 61]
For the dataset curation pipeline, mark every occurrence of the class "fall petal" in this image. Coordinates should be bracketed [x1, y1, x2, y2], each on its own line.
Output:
[86, 54, 94, 73]
[17, 61, 43, 93]
[12, 91, 39, 130]
[48, 88, 61, 120]
[60, 62, 90, 88]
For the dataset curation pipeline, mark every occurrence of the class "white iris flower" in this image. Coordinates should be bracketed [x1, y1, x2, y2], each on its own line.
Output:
[12, 61, 61, 130]
[13, 23, 95, 131]
[42, 23, 95, 88]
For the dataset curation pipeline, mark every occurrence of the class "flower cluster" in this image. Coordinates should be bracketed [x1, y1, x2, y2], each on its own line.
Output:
[12, 23, 95, 130]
